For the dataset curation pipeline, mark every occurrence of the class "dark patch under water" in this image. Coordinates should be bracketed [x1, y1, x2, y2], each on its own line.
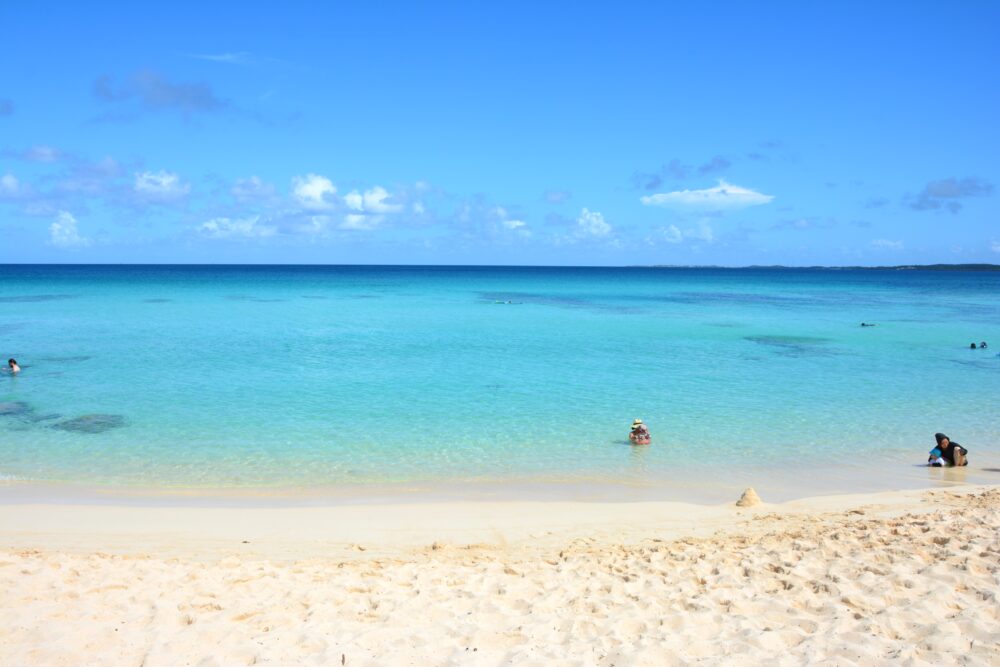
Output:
[143, 298, 172, 303]
[38, 355, 91, 363]
[301, 295, 328, 300]
[0, 401, 33, 417]
[0, 294, 77, 303]
[0, 322, 28, 333]
[51, 414, 128, 434]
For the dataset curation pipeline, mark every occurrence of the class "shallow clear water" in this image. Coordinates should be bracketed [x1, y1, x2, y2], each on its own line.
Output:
[1, 265, 998, 498]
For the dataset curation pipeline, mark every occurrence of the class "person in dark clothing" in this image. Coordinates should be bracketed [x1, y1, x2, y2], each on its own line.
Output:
[928, 433, 968, 467]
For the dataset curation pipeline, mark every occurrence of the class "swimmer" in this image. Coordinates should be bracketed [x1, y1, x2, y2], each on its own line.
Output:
[928, 433, 968, 467]
[860, 322, 877, 327]
[980, 341, 988, 349]
[7, 358, 20, 374]
[629, 418, 651, 445]
[970, 343, 977, 349]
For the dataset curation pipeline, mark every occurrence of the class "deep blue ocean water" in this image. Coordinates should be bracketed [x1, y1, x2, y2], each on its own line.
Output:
[1, 265, 998, 500]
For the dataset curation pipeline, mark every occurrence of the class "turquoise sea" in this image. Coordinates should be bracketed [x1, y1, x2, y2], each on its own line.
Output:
[1, 265, 998, 502]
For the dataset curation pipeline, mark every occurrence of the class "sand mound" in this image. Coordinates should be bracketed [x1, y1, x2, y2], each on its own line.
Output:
[736, 486, 762, 506]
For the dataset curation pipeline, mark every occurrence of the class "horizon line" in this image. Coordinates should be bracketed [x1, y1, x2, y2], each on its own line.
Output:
[1, 262, 999, 270]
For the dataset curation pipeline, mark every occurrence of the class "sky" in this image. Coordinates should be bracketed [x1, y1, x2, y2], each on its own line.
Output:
[0, 1, 998, 266]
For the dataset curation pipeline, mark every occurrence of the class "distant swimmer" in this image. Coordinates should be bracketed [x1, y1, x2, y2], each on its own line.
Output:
[970, 342, 978, 349]
[927, 432, 968, 467]
[7, 358, 19, 374]
[860, 322, 877, 327]
[629, 418, 651, 445]
[980, 341, 988, 349]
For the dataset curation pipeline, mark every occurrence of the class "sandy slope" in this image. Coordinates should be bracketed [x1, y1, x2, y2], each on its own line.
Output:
[1, 486, 998, 665]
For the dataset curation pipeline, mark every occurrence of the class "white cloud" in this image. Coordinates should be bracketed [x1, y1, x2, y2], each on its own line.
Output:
[576, 208, 612, 237]
[0, 173, 19, 197]
[871, 239, 903, 250]
[990, 241, 1000, 254]
[501, 218, 531, 238]
[640, 180, 774, 209]
[292, 173, 336, 210]
[134, 170, 190, 199]
[648, 221, 715, 245]
[231, 176, 276, 202]
[341, 213, 379, 230]
[659, 225, 683, 243]
[49, 211, 90, 248]
[344, 186, 402, 214]
[198, 215, 275, 239]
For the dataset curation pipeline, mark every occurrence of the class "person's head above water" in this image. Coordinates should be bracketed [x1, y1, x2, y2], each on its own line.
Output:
[631, 418, 644, 429]
[935, 433, 950, 447]
[7, 358, 16, 367]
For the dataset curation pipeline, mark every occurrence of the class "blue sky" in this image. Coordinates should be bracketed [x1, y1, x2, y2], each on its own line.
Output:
[1, 1, 997, 265]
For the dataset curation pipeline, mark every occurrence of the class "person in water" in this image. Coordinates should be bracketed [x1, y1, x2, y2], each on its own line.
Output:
[928, 433, 968, 467]
[980, 341, 988, 349]
[970, 343, 977, 349]
[629, 418, 651, 445]
[6, 358, 19, 375]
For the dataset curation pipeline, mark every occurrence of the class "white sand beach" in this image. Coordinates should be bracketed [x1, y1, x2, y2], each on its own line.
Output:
[1, 484, 999, 665]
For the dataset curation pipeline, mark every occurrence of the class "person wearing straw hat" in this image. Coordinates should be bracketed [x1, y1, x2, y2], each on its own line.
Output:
[629, 418, 651, 445]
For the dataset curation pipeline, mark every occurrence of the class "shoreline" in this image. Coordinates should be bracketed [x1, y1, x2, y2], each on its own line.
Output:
[1, 480, 997, 560]
[2, 456, 998, 508]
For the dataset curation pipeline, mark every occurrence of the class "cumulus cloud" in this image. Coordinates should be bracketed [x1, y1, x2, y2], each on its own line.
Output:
[94, 70, 226, 115]
[49, 211, 90, 248]
[991, 241, 1000, 254]
[292, 173, 337, 210]
[337, 186, 405, 230]
[658, 225, 683, 244]
[198, 215, 275, 239]
[576, 208, 611, 237]
[646, 220, 716, 245]
[871, 239, 903, 250]
[134, 170, 191, 200]
[909, 177, 992, 213]
[344, 186, 402, 214]
[640, 180, 774, 209]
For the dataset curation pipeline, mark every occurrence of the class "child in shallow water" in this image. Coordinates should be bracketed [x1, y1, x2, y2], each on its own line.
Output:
[928, 433, 968, 467]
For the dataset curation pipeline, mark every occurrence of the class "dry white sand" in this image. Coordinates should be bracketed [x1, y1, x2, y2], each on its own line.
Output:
[1, 485, 999, 665]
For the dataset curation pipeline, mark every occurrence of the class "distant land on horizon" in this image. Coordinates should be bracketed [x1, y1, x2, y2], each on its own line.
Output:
[1, 263, 1000, 272]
